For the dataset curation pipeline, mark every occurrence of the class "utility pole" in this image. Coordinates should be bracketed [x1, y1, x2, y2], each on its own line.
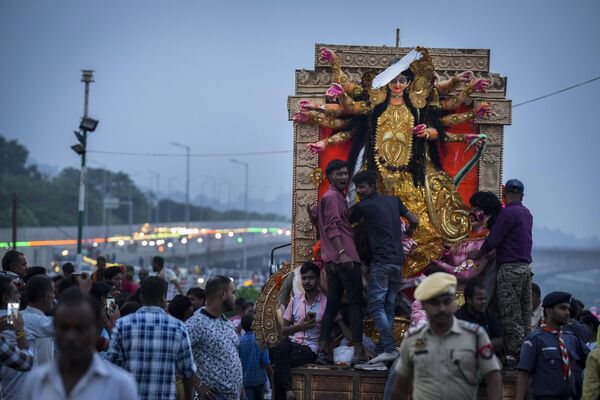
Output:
[230, 159, 249, 275]
[73, 70, 97, 268]
[170, 142, 191, 268]
[11, 193, 17, 249]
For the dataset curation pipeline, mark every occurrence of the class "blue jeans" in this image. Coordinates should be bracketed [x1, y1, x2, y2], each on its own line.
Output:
[367, 263, 402, 353]
[244, 384, 264, 400]
[383, 359, 400, 400]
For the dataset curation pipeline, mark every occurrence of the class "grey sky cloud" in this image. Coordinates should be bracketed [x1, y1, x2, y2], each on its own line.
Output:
[1, 0, 598, 238]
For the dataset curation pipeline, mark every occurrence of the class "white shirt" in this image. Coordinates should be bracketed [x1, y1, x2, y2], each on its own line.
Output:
[22, 306, 55, 365]
[0, 306, 55, 400]
[158, 268, 179, 300]
[22, 353, 139, 400]
[531, 304, 543, 329]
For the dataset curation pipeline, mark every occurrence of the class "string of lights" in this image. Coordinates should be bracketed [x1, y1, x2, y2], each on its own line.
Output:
[0, 225, 291, 249]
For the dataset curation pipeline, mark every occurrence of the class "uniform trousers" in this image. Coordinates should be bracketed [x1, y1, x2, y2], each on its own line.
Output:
[497, 262, 532, 356]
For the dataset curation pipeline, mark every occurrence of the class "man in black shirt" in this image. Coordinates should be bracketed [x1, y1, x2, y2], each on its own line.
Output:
[350, 171, 419, 364]
[455, 280, 502, 353]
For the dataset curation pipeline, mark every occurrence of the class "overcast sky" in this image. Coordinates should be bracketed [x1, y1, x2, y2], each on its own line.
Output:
[1, 0, 599, 239]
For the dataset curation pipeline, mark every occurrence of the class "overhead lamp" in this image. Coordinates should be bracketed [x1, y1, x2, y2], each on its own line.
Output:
[73, 130, 85, 144]
[71, 144, 85, 155]
[79, 117, 99, 132]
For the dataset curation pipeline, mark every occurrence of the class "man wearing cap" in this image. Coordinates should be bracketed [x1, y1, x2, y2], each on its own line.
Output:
[516, 291, 589, 400]
[470, 178, 533, 362]
[391, 272, 502, 400]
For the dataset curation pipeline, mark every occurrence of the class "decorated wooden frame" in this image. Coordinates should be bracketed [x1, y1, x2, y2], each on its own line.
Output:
[288, 43, 511, 267]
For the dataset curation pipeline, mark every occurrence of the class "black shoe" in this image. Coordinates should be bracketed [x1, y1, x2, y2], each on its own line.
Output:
[315, 352, 332, 365]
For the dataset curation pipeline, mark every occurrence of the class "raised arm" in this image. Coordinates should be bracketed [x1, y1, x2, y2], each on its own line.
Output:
[320, 47, 364, 99]
[293, 110, 352, 130]
[437, 70, 474, 95]
[0, 316, 33, 372]
[412, 124, 440, 141]
[440, 79, 490, 111]
[441, 102, 491, 127]
[299, 100, 346, 118]
[338, 92, 371, 115]
[307, 131, 353, 154]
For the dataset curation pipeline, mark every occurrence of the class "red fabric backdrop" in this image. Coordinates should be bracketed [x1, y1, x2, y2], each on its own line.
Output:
[439, 104, 479, 206]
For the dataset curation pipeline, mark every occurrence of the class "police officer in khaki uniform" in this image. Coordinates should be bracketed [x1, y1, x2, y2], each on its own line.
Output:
[391, 272, 502, 400]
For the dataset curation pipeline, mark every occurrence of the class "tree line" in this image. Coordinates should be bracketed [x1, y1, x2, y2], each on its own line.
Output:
[0, 135, 285, 228]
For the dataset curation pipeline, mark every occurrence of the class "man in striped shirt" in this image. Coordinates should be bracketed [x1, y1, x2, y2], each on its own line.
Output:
[270, 263, 346, 400]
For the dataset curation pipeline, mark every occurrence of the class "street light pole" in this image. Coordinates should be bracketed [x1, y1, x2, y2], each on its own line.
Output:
[146, 171, 160, 222]
[230, 159, 248, 275]
[170, 142, 191, 268]
[220, 178, 232, 215]
[75, 70, 94, 267]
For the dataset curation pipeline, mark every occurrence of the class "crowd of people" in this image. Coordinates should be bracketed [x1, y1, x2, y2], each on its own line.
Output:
[0, 160, 598, 399]
[0, 249, 269, 400]
[267, 159, 599, 400]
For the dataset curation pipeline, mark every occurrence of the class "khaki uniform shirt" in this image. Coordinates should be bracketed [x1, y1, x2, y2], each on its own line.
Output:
[395, 317, 501, 400]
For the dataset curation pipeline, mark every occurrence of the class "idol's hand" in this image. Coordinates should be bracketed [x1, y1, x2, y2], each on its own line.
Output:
[474, 102, 491, 118]
[471, 78, 490, 93]
[307, 141, 326, 153]
[298, 100, 320, 111]
[412, 124, 427, 138]
[455, 71, 474, 83]
[319, 47, 337, 64]
[325, 83, 344, 99]
[465, 134, 482, 147]
[293, 112, 309, 123]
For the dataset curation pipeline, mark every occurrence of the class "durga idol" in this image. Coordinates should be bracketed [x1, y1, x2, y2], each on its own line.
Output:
[294, 47, 492, 276]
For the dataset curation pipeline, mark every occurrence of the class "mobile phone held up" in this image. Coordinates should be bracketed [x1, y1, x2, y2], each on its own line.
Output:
[307, 311, 316, 320]
[106, 297, 117, 314]
[7, 303, 19, 325]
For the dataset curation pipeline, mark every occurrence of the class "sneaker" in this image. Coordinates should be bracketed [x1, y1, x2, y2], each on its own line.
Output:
[368, 350, 399, 364]
[354, 361, 388, 371]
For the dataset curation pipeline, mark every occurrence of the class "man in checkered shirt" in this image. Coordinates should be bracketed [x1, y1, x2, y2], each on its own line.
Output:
[107, 277, 197, 400]
[0, 275, 33, 399]
[0, 317, 34, 400]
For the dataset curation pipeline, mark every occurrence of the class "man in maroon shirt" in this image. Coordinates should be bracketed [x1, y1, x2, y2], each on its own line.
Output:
[470, 178, 533, 362]
[314, 159, 364, 364]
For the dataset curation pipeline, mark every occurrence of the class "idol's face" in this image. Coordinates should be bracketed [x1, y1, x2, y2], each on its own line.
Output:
[469, 208, 489, 228]
[388, 74, 410, 95]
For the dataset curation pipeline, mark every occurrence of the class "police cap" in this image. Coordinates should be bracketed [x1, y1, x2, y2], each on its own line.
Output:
[414, 272, 457, 302]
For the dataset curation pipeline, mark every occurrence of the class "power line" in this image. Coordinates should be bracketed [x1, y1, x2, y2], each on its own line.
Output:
[86, 75, 599, 158]
[513, 75, 600, 108]
[88, 149, 292, 157]
[16, 197, 75, 240]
